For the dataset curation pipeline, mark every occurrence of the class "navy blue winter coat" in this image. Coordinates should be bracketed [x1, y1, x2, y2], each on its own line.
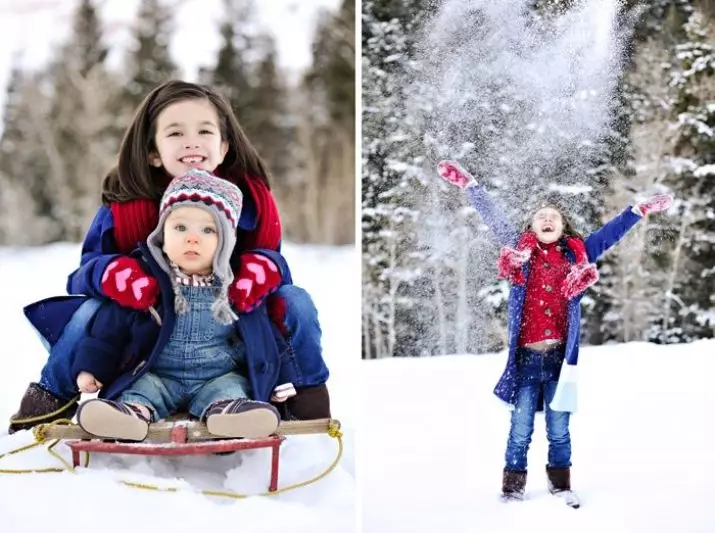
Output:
[24, 242, 291, 404]
[465, 185, 643, 413]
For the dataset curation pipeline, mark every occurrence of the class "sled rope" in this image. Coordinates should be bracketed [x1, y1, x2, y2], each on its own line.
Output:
[0, 420, 342, 499]
[8, 394, 80, 426]
[0, 419, 89, 474]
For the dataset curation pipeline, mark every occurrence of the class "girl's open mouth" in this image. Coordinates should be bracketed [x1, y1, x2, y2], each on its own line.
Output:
[179, 156, 206, 164]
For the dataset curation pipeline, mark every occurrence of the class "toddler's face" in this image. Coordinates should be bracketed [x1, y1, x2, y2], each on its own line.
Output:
[531, 207, 564, 244]
[150, 98, 228, 178]
[163, 207, 218, 275]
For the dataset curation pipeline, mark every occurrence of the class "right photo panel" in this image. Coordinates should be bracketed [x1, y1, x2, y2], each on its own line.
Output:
[361, 1, 714, 531]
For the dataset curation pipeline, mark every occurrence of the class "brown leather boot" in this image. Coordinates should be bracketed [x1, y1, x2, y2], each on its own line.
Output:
[546, 465, 571, 493]
[286, 383, 331, 420]
[501, 469, 527, 501]
[8, 383, 78, 434]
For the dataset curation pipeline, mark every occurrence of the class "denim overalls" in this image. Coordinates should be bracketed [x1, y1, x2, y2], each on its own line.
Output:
[119, 285, 250, 421]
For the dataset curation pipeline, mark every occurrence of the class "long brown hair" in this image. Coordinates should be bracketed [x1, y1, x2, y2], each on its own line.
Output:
[102, 80, 270, 204]
[522, 196, 583, 240]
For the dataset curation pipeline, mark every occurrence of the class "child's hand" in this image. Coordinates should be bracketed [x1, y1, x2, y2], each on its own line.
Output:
[497, 247, 531, 284]
[437, 160, 478, 189]
[229, 253, 282, 312]
[635, 193, 673, 216]
[76, 371, 103, 393]
[562, 263, 599, 300]
[101, 256, 159, 310]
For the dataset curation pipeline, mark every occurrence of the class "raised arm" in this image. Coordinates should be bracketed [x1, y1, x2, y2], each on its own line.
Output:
[585, 194, 673, 262]
[437, 160, 518, 246]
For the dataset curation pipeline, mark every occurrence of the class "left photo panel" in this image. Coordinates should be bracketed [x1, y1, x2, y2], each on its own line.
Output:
[0, 1, 357, 531]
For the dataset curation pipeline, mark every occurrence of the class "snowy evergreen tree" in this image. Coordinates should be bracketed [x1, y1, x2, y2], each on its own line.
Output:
[47, 0, 117, 241]
[207, 0, 259, 137]
[362, 0, 436, 358]
[294, 0, 356, 245]
[0, 65, 60, 244]
[659, 5, 715, 341]
[122, 0, 178, 113]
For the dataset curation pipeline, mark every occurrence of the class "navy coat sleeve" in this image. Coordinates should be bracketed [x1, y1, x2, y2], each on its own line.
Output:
[465, 185, 519, 247]
[66, 206, 122, 297]
[585, 207, 642, 262]
[71, 302, 137, 386]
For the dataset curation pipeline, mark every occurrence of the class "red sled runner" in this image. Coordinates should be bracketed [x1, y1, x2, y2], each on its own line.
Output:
[1, 417, 342, 497]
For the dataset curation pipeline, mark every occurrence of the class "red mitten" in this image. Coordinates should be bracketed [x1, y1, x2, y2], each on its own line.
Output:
[437, 160, 477, 189]
[635, 193, 673, 216]
[267, 295, 288, 336]
[101, 257, 158, 310]
[496, 232, 538, 285]
[229, 253, 282, 313]
[562, 263, 599, 300]
[497, 247, 531, 284]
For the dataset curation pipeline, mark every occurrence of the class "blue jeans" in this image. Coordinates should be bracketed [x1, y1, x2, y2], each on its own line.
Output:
[273, 285, 329, 388]
[504, 348, 572, 471]
[119, 285, 249, 421]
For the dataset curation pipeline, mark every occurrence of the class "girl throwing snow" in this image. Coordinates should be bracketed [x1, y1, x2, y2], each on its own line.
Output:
[437, 160, 673, 507]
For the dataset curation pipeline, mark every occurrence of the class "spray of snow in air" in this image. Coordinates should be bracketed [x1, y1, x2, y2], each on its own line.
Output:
[401, 0, 633, 352]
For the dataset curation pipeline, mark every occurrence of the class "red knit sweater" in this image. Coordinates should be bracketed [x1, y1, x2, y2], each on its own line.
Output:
[518, 241, 571, 346]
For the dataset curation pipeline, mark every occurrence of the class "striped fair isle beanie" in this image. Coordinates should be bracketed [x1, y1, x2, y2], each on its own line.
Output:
[147, 169, 243, 324]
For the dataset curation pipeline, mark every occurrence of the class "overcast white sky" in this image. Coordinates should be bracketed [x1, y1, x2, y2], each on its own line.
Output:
[0, 0, 341, 121]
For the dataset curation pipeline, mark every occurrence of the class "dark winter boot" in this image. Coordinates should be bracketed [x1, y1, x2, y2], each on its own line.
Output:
[285, 384, 331, 420]
[76, 399, 151, 441]
[8, 383, 78, 434]
[546, 466, 580, 508]
[546, 466, 571, 493]
[204, 398, 280, 439]
[501, 469, 527, 502]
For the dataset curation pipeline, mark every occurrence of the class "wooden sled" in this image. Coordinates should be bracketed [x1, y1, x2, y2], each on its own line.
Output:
[38, 417, 339, 493]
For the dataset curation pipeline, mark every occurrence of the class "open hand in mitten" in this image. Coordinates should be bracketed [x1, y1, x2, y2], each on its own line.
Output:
[228, 253, 282, 313]
[437, 160, 478, 189]
[101, 256, 158, 310]
[497, 247, 531, 284]
[634, 193, 673, 216]
[562, 263, 599, 300]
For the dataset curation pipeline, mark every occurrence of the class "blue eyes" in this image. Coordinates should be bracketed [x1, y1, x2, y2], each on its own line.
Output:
[173, 224, 216, 234]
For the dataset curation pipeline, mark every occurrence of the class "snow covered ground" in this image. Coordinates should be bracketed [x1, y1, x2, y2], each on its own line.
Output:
[362, 340, 715, 532]
[0, 242, 358, 532]
[2, 243, 712, 533]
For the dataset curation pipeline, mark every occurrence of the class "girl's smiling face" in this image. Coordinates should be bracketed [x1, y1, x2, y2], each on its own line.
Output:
[150, 98, 228, 178]
[531, 207, 564, 243]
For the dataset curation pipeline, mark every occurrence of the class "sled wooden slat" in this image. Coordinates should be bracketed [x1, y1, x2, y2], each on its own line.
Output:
[38, 417, 339, 443]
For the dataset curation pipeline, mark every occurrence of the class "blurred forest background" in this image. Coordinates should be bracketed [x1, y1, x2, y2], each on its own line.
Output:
[363, 0, 715, 358]
[0, 0, 355, 246]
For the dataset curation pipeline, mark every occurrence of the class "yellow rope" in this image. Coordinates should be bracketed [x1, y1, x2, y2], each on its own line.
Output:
[8, 395, 80, 427]
[0, 419, 89, 474]
[0, 420, 343, 500]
